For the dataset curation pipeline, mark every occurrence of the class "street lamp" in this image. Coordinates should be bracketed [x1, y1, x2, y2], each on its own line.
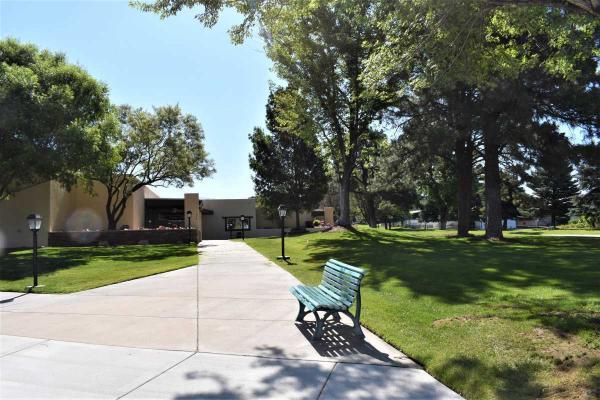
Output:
[186, 210, 192, 244]
[240, 215, 246, 241]
[277, 205, 290, 261]
[26, 213, 42, 289]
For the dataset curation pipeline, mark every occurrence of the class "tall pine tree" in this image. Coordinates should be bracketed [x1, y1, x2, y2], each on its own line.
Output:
[249, 88, 328, 230]
[529, 124, 579, 228]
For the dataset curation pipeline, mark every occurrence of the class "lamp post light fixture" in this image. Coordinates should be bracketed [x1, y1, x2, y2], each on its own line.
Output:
[26, 213, 42, 289]
[277, 205, 290, 261]
[186, 210, 192, 244]
[240, 215, 246, 241]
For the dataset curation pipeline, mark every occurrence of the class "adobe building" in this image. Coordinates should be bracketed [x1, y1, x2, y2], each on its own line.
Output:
[0, 181, 334, 249]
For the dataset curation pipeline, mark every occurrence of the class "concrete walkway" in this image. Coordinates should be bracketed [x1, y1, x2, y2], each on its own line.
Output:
[0, 240, 462, 399]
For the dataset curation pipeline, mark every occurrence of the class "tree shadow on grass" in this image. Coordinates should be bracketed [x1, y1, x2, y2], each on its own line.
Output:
[298, 229, 600, 305]
[0, 245, 195, 281]
[483, 296, 600, 340]
[439, 355, 544, 399]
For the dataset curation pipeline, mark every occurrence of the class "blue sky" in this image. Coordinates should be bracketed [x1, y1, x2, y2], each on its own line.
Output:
[0, 0, 273, 199]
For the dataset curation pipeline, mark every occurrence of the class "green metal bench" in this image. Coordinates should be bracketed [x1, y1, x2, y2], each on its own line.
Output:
[290, 259, 365, 340]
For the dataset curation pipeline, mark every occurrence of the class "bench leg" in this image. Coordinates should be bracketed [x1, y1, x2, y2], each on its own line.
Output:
[352, 314, 365, 338]
[312, 311, 324, 340]
[342, 310, 365, 339]
[323, 311, 341, 323]
[352, 289, 365, 339]
[295, 300, 308, 322]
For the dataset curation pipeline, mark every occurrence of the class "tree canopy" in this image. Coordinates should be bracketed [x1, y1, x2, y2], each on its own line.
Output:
[249, 88, 327, 229]
[87, 105, 215, 230]
[135, 0, 600, 235]
[0, 38, 109, 199]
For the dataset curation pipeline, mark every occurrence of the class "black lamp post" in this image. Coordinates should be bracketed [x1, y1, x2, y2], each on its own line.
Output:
[277, 205, 290, 261]
[26, 213, 42, 289]
[186, 210, 192, 244]
[240, 215, 246, 241]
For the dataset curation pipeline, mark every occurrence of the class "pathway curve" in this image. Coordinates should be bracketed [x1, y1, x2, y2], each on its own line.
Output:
[0, 240, 461, 399]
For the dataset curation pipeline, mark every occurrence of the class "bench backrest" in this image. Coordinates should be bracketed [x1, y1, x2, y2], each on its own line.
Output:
[318, 259, 365, 308]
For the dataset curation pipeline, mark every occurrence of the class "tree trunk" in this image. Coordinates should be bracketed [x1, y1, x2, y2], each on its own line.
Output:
[439, 205, 448, 230]
[484, 130, 504, 240]
[107, 214, 117, 230]
[338, 166, 353, 227]
[295, 208, 301, 229]
[455, 136, 474, 237]
[365, 194, 377, 228]
[106, 192, 118, 230]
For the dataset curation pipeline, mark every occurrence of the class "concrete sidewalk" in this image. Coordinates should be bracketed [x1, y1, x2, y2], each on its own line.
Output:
[0, 240, 462, 399]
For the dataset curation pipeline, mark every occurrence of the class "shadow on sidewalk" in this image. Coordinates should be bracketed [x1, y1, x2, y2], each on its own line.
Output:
[0, 293, 28, 304]
[295, 321, 401, 365]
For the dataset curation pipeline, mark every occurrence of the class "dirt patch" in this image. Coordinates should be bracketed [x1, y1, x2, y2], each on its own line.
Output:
[432, 314, 498, 327]
[329, 225, 352, 232]
[521, 327, 600, 399]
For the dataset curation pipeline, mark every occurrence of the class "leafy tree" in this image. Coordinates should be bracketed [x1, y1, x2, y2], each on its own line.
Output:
[352, 134, 387, 228]
[260, 2, 399, 226]
[88, 105, 214, 230]
[249, 89, 328, 230]
[136, 0, 398, 227]
[0, 38, 109, 199]
[365, 1, 599, 239]
[138, 0, 600, 236]
[376, 200, 405, 229]
[368, 143, 420, 221]
[488, 0, 600, 18]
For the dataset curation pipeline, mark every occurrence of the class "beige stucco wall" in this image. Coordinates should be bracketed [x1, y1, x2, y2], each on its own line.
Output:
[324, 207, 334, 225]
[255, 206, 316, 229]
[201, 198, 256, 240]
[0, 181, 146, 250]
[50, 181, 144, 232]
[0, 182, 52, 249]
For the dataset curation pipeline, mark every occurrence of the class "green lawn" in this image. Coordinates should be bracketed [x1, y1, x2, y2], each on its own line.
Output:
[0, 244, 198, 293]
[244, 227, 600, 400]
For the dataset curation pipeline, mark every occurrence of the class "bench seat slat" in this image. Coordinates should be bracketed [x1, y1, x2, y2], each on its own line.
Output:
[325, 261, 364, 280]
[328, 259, 365, 277]
[323, 271, 360, 290]
[320, 277, 357, 301]
[318, 283, 353, 308]
[290, 287, 322, 311]
[323, 269, 361, 286]
[290, 285, 346, 311]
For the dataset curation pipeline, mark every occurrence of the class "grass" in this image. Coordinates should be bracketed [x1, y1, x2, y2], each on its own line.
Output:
[0, 244, 198, 293]
[243, 227, 600, 399]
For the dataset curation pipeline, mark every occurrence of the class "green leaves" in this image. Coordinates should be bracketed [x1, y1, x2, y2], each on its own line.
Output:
[249, 88, 328, 226]
[87, 104, 215, 228]
[0, 38, 109, 199]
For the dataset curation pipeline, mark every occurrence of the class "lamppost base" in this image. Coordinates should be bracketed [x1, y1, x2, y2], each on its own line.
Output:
[26, 285, 45, 292]
[277, 256, 291, 261]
